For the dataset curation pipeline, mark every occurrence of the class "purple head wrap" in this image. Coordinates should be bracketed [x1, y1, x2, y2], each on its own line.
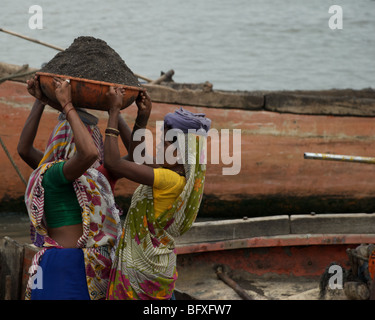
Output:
[164, 107, 211, 134]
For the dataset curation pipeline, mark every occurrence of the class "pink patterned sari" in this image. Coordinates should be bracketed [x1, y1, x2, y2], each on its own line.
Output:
[24, 118, 121, 300]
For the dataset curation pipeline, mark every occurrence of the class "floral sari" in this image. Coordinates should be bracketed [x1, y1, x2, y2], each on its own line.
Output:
[107, 132, 207, 300]
[24, 118, 121, 300]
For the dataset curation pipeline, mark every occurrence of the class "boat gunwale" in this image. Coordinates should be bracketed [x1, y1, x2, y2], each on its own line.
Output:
[176, 233, 375, 255]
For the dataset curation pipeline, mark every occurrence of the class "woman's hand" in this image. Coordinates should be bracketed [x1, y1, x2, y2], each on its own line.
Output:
[136, 90, 152, 118]
[133, 90, 152, 128]
[27, 76, 48, 103]
[53, 77, 72, 108]
[106, 86, 124, 113]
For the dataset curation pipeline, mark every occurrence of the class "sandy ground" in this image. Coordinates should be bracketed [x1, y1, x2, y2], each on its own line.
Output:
[175, 259, 347, 300]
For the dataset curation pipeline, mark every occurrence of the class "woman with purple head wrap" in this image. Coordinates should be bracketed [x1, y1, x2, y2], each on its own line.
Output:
[103, 88, 211, 300]
[164, 107, 211, 134]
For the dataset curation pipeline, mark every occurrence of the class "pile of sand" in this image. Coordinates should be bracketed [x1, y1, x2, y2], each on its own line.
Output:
[41, 36, 140, 87]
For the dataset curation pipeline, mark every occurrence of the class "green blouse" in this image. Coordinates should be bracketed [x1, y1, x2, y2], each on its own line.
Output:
[42, 161, 82, 228]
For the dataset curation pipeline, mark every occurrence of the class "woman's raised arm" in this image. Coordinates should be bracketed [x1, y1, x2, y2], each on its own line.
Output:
[53, 77, 99, 181]
[104, 87, 154, 186]
[18, 77, 49, 169]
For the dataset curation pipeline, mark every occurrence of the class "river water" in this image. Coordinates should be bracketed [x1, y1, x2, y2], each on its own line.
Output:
[1, 0, 374, 91]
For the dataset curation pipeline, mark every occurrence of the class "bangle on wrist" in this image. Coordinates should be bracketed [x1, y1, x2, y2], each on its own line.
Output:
[64, 105, 74, 118]
[105, 127, 120, 136]
[105, 133, 118, 138]
[62, 101, 72, 110]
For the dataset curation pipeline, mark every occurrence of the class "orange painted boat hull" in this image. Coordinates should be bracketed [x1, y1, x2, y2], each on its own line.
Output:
[176, 234, 374, 278]
[2, 80, 375, 218]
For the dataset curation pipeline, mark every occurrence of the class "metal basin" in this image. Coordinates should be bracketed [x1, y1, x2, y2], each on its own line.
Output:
[37, 71, 143, 111]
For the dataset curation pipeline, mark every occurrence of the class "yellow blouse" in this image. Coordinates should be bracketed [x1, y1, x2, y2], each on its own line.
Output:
[153, 168, 186, 218]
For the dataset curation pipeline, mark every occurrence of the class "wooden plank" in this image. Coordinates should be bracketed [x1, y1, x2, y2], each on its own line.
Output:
[4, 275, 11, 300]
[0, 236, 24, 300]
[216, 265, 254, 300]
[149, 69, 174, 85]
[144, 84, 265, 110]
[176, 215, 290, 244]
[177, 241, 353, 278]
[176, 234, 375, 255]
[145, 83, 375, 115]
[20, 244, 39, 300]
[290, 213, 375, 234]
[265, 92, 375, 116]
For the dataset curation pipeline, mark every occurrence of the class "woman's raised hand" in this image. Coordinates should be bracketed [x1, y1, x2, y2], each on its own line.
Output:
[135, 90, 152, 118]
[53, 77, 72, 108]
[27, 75, 47, 103]
[106, 86, 124, 113]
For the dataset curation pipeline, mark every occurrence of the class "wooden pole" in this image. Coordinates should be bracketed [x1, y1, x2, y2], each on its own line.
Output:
[216, 266, 253, 300]
[0, 28, 152, 82]
[4, 275, 12, 300]
[0, 237, 25, 300]
[0, 28, 64, 51]
[0, 136, 27, 186]
[304, 152, 375, 164]
[0, 70, 38, 84]
[137, 73, 153, 83]
[149, 69, 174, 85]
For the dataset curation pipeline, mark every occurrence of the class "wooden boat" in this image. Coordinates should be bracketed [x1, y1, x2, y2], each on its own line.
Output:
[1, 65, 375, 219]
[1, 212, 375, 300]
[1, 62, 375, 299]
[173, 214, 375, 300]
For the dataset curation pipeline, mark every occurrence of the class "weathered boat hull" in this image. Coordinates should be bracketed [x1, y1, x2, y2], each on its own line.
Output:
[1, 212, 374, 300]
[2, 214, 374, 300]
[2, 79, 375, 217]
[175, 239, 354, 300]
[174, 215, 375, 300]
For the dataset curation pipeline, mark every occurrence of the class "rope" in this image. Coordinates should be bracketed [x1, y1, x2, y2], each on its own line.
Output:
[0, 135, 27, 186]
[0, 70, 38, 85]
